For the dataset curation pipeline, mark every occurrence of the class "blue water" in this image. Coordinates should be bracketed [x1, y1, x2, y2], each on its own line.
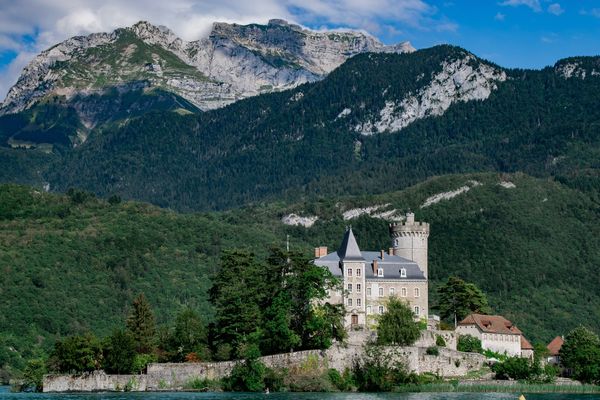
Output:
[1, 386, 598, 400]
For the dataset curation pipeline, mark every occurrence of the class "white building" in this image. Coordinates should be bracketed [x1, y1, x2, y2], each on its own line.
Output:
[456, 313, 532, 357]
[314, 212, 429, 329]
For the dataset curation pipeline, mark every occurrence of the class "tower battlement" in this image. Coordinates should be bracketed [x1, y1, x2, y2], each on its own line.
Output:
[389, 212, 429, 278]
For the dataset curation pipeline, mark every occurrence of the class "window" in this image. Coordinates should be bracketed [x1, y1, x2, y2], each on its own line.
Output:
[378, 305, 384, 314]
[400, 268, 407, 278]
[401, 287, 407, 297]
[377, 268, 384, 277]
[347, 298, 352, 306]
[347, 283, 352, 293]
[389, 287, 395, 296]
[414, 306, 420, 315]
[356, 268, 361, 277]
[347, 268, 352, 276]
[378, 287, 384, 297]
[356, 298, 362, 307]
[367, 287, 371, 296]
[356, 284, 362, 293]
[367, 305, 371, 314]
[414, 288, 420, 297]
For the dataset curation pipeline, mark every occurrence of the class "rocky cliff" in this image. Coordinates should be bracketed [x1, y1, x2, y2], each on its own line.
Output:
[1, 19, 414, 114]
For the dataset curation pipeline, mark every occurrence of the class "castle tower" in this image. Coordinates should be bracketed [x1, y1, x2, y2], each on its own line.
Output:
[389, 212, 430, 278]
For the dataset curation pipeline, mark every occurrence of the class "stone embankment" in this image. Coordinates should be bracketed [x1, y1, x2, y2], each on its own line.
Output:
[43, 330, 483, 392]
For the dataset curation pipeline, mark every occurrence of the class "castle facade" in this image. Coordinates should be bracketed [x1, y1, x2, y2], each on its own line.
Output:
[314, 212, 429, 328]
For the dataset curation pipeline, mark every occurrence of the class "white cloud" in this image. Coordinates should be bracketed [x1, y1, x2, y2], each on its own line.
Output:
[499, 0, 542, 12]
[494, 12, 506, 21]
[547, 3, 564, 16]
[0, 0, 453, 100]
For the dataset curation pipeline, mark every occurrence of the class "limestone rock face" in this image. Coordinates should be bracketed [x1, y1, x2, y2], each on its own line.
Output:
[1, 20, 414, 114]
[355, 54, 507, 135]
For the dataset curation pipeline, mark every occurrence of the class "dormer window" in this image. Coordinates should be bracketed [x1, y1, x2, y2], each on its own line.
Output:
[377, 268, 384, 277]
[400, 268, 407, 278]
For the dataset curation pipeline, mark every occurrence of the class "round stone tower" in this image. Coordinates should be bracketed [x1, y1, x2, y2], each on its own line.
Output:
[389, 212, 430, 278]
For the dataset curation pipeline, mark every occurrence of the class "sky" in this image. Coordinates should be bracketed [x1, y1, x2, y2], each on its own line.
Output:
[0, 0, 599, 99]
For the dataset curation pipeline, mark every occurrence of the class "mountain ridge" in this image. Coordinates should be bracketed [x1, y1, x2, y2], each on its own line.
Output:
[0, 19, 414, 115]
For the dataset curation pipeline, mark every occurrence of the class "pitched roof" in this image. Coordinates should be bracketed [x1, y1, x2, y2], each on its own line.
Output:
[521, 336, 534, 350]
[547, 336, 564, 356]
[458, 314, 522, 335]
[314, 250, 426, 280]
[336, 228, 364, 261]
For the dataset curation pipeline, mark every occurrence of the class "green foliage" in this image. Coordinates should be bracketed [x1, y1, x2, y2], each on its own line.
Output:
[457, 335, 482, 353]
[131, 353, 157, 374]
[327, 368, 355, 391]
[163, 308, 208, 362]
[352, 345, 418, 391]
[492, 356, 557, 383]
[49, 333, 102, 373]
[560, 326, 600, 384]
[377, 297, 420, 346]
[22, 359, 46, 392]
[426, 346, 439, 356]
[224, 349, 267, 392]
[435, 276, 491, 326]
[102, 329, 136, 374]
[435, 335, 446, 347]
[126, 293, 156, 354]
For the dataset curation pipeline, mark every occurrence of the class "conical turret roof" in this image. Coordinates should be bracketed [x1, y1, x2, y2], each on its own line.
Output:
[337, 228, 364, 261]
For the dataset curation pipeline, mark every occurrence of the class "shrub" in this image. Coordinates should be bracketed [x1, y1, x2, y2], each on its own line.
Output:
[327, 368, 354, 391]
[22, 359, 46, 392]
[435, 335, 446, 347]
[493, 356, 533, 380]
[426, 346, 439, 356]
[457, 334, 482, 353]
[353, 345, 418, 391]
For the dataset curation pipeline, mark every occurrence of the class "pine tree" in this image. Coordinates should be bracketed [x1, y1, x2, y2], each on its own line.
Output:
[436, 276, 491, 327]
[126, 293, 156, 354]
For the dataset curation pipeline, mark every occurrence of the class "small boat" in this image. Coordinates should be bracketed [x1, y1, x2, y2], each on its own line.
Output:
[519, 395, 526, 400]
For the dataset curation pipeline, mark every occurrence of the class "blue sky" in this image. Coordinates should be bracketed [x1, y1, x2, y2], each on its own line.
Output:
[0, 0, 599, 99]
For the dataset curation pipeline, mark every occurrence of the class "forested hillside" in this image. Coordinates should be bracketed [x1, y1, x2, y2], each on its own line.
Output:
[2, 172, 599, 379]
[0, 45, 599, 211]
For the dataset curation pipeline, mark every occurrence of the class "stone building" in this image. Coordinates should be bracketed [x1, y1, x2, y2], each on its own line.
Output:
[456, 313, 533, 357]
[313, 212, 429, 328]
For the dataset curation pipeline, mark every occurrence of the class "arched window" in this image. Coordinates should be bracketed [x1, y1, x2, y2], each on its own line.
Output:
[377, 268, 384, 277]
[414, 288, 420, 297]
[400, 268, 407, 278]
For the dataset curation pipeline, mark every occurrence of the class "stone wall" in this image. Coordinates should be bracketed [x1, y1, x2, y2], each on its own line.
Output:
[43, 371, 147, 392]
[415, 330, 457, 350]
[43, 342, 485, 392]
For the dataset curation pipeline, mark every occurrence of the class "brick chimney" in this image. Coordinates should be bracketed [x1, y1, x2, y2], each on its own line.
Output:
[380, 250, 385, 260]
[389, 247, 394, 256]
[314, 246, 328, 258]
[372, 259, 378, 274]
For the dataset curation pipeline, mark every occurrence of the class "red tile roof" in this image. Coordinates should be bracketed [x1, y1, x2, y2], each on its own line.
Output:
[459, 313, 522, 335]
[547, 336, 564, 356]
[521, 336, 534, 350]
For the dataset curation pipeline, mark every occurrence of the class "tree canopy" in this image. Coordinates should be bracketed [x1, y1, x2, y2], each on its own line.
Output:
[377, 297, 421, 346]
[435, 276, 491, 326]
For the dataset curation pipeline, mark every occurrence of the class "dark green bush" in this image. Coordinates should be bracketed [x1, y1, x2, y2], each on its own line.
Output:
[426, 346, 439, 356]
[435, 335, 446, 347]
[457, 334, 482, 353]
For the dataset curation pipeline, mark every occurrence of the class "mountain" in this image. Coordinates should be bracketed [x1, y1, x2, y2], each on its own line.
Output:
[8, 45, 592, 211]
[0, 19, 413, 116]
[1, 172, 599, 380]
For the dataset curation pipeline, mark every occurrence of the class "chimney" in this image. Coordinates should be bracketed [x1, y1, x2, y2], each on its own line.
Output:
[389, 247, 394, 256]
[319, 246, 328, 257]
[380, 250, 385, 261]
[314, 247, 320, 258]
[373, 259, 378, 274]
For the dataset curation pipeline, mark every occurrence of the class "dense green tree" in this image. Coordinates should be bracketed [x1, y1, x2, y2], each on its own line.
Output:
[352, 344, 417, 391]
[22, 359, 47, 392]
[377, 297, 421, 346]
[560, 326, 600, 383]
[260, 292, 301, 354]
[126, 293, 156, 354]
[49, 333, 102, 373]
[457, 334, 482, 353]
[167, 308, 209, 361]
[436, 276, 491, 326]
[224, 344, 267, 392]
[102, 329, 137, 374]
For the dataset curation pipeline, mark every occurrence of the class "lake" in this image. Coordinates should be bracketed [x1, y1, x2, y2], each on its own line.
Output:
[1, 386, 598, 400]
